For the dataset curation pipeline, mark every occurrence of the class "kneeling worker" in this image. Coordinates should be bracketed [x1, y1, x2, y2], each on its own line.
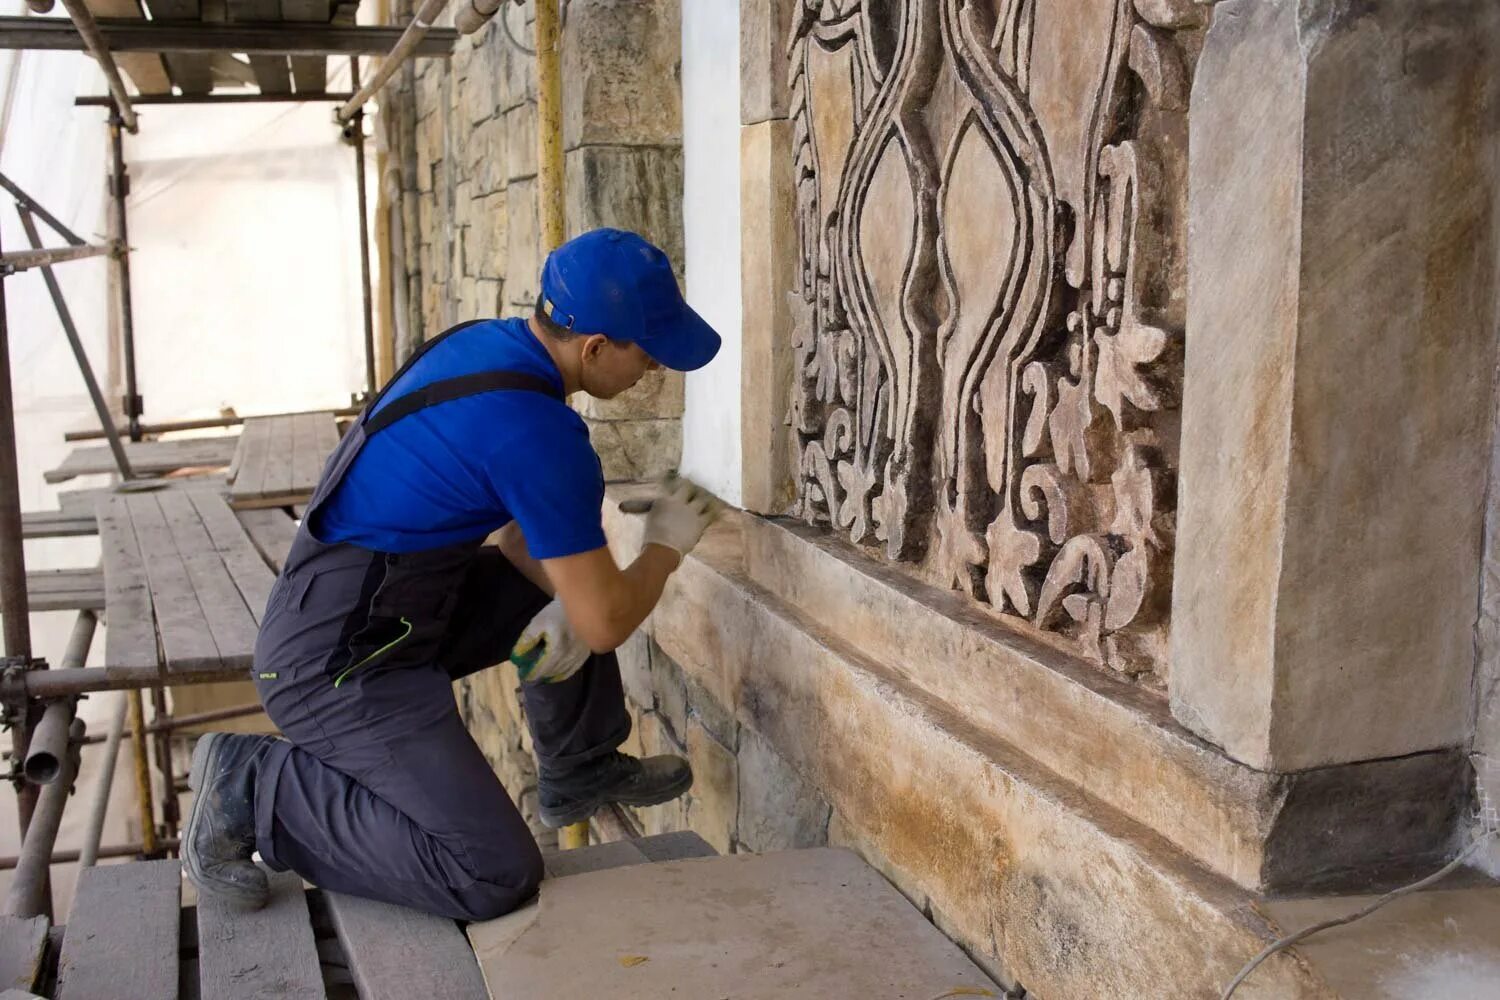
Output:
[181, 228, 721, 920]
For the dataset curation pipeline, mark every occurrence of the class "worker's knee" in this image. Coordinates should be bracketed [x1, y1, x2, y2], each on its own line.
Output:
[452, 839, 545, 922]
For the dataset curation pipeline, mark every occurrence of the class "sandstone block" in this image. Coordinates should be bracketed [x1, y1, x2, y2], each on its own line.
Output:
[564, 145, 684, 271]
[461, 29, 506, 125]
[685, 716, 738, 855]
[561, 0, 682, 149]
[505, 102, 537, 182]
[739, 0, 796, 125]
[739, 119, 798, 514]
[470, 191, 509, 283]
[736, 725, 829, 853]
[587, 417, 682, 482]
[467, 115, 509, 197]
[651, 640, 687, 746]
[572, 368, 684, 421]
[1171, 0, 1500, 770]
[686, 670, 737, 752]
[505, 177, 540, 305]
[617, 629, 654, 711]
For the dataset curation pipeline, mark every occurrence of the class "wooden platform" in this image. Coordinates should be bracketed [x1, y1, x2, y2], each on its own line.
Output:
[23, 476, 228, 539]
[0, 833, 717, 999]
[97, 489, 276, 677]
[23, 568, 104, 612]
[228, 411, 339, 510]
[43, 438, 239, 484]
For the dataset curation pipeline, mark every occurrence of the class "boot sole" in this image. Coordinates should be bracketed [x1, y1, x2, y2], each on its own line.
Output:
[538, 767, 694, 829]
[182, 733, 270, 910]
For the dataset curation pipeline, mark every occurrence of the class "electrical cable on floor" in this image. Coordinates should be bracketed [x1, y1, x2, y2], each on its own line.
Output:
[1220, 827, 1500, 999]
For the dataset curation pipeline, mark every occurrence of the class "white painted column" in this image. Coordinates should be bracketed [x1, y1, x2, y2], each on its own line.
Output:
[679, 0, 743, 505]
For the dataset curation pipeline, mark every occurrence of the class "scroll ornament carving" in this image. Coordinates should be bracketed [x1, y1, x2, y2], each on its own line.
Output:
[786, 0, 1197, 680]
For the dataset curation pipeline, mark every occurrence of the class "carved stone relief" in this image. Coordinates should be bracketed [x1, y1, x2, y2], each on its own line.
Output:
[787, 0, 1202, 680]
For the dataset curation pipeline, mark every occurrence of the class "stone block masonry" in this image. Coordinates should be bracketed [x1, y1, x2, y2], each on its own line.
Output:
[386, 0, 686, 481]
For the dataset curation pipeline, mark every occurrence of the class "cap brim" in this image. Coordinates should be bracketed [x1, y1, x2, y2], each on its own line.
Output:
[635, 301, 722, 372]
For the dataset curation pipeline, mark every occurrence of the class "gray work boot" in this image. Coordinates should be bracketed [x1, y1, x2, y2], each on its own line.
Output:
[182, 732, 277, 909]
[538, 752, 693, 828]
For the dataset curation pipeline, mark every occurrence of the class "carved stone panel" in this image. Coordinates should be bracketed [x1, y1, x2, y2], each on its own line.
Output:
[787, 0, 1201, 680]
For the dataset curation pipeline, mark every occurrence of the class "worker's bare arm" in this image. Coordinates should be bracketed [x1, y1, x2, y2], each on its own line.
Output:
[495, 521, 553, 596]
[541, 543, 681, 652]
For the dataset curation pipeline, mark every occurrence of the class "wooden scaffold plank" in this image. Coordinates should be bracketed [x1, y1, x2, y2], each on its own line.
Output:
[198, 868, 325, 1000]
[187, 490, 277, 625]
[325, 892, 488, 1000]
[96, 493, 160, 673]
[55, 860, 181, 1000]
[25, 567, 105, 611]
[235, 506, 299, 573]
[156, 491, 261, 662]
[44, 436, 238, 484]
[126, 493, 223, 673]
[0, 916, 48, 995]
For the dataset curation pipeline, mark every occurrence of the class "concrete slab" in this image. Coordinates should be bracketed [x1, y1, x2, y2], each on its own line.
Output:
[1262, 886, 1500, 1000]
[468, 848, 1000, 999]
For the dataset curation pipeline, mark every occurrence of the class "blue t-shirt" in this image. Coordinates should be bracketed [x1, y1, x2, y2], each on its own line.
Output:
[315, 318, 607, 559]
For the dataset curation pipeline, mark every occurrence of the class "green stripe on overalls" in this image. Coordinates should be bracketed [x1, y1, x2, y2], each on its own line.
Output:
[333, 616, 414, 688]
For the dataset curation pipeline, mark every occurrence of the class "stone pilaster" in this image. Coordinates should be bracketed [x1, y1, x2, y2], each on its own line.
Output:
[562, 0, 686, 483]
[1171, 0, 1500, 770]
[738, 0, 799, 513]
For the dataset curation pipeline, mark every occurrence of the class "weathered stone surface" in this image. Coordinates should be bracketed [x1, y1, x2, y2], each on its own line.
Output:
[505, 177, 540, 305]
[604, 494, 1334, 999]
[498, 15, 535, 112]
[740, 514, 1468, 892]
[617, 629, 654, 711]
[1478, 390, 1500, 876]
[561, 0, 682, 149]
[564, 145, 684, 271]
[474, 278, 502, 318]
[736, 725, 829, 854]
[572, 368, 684, 421]
[587, 418, 681, 483]
[651, 640, 687, 745]
[634, 710, 687, 836]
[686, 669, 737, 752]
[685, 716, 737, 855]
[1172, 0, 1500, 770]
[461, 27, 507, 125]
[469, 850, 997, 998]
[467, 115, 509, 197]
[456, 276, 480, 320]
[739, 119, 797, 515]
[504, 101, 537, 182]
[739, 0, 795, 125]
[469, 191, 508, 282]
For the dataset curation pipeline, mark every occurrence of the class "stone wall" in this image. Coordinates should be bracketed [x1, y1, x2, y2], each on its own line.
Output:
[385, 0, 685, 481]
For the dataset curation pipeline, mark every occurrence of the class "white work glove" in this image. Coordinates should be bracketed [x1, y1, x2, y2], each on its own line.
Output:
[509, 599, 591, 685]
[642, 476, 718, 561]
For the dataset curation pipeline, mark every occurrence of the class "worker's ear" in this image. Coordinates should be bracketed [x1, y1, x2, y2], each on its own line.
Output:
[579, 333, 610, 362]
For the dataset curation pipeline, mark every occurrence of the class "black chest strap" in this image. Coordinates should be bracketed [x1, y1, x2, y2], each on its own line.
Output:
[363, 370, 565, 437]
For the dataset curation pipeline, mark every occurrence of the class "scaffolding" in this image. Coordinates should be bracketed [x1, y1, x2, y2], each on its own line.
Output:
[0, 6, 469, 922]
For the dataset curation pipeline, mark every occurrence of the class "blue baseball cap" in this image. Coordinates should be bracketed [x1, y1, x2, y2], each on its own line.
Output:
[539, 229, 721, 372]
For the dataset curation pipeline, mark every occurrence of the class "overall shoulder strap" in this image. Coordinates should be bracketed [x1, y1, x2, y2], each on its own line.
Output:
[363, 370, 564, 437]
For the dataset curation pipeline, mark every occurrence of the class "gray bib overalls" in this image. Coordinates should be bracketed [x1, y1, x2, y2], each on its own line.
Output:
[247, 322, 630, 921]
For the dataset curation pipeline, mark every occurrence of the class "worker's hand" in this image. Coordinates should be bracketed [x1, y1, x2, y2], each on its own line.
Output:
[510, 599, 592, 685]
[642, 475, 719, 562]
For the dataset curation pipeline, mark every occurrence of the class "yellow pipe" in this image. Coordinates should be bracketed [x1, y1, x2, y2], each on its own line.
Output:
[534, 0, 584, 851]
[559, 819, 589, 850]
[128, 688, 156, 855]
[535, 0, 565, 252]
